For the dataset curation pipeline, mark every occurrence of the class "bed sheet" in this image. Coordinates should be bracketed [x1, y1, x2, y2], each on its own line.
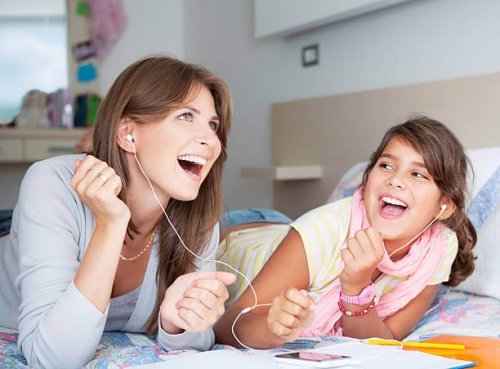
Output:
[407, 289, 500, 341]
[1, 289, 499, 368]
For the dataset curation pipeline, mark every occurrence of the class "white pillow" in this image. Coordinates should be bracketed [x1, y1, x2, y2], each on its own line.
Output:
[458, 205, 500, 298]
[467, 147, 500, 200]
[457, 147, 500, 298]
[326, 162, 366, 204]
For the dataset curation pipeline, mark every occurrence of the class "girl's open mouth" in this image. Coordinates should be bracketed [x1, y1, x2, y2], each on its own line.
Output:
[380, 196, 408, 218]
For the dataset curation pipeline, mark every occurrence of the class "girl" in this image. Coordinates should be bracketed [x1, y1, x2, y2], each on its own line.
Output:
[0, 56, 235, 368]
[215, 117, 476, 348]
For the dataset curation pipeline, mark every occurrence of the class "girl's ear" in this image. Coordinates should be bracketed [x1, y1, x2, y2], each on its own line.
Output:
[117, 118, 135, 153]
[439, 197, 456, 220]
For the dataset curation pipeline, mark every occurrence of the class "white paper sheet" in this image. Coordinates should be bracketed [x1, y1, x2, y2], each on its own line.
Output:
[130, 349, 280, 369]
[131, 341, 475, 369]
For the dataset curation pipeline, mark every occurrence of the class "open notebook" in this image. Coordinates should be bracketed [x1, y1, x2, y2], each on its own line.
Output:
[131, 340, 475, 369]
[309, 340, 476, 369]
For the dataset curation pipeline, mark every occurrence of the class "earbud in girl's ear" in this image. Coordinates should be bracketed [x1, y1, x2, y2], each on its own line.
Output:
[125, 134, 135, 143]
[436, 203, 447, 220]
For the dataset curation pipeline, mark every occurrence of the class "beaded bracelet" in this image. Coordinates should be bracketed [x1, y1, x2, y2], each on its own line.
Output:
[337, 299, 376, 317]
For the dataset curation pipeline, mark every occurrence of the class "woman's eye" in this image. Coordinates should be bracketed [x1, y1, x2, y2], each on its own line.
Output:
[209, 121, 219, 131]
[178, 112, 193, 121]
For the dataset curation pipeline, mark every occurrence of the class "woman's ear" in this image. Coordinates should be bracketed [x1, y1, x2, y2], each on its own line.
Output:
[439, 197, 456, 220]
[117, 119, 135, 153]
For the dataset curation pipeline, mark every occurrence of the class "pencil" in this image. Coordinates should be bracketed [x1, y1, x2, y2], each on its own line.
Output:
[367, 339, 465, 350]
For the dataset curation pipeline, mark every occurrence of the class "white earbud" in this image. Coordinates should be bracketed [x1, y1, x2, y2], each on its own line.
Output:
[125, 134, 136, 153]
[125, 134, 135, 143]
[436, 203, 447, 220]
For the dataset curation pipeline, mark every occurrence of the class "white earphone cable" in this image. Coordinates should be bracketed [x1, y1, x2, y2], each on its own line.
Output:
[128, 136, 447, 351]
[377, 204, 446, 266]
[129, 140, 266, 351]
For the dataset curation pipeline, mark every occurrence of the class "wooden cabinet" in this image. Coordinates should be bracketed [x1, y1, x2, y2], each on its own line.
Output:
[0, 138, 23, 162]
[0, 129, 85, 163]
[0, 128, 87, 208]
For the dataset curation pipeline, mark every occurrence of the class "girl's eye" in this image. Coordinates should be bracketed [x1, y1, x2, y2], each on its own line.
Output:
[379, 162, 393, 170]
[178, 112, 193, 122]
[209, 121, 220, 132]
[412, 172, 429, 180]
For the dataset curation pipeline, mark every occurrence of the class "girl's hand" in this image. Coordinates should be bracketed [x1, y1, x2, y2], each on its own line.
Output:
[160, 271, 236, 334]
[71, 155, 131, 225]
[267, 287, 315, 343]
[339, 227, 385, 294]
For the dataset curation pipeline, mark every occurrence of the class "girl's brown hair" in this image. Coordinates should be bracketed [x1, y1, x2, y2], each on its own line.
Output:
[361, 116, 476, 287]
[92, 55, 232, 333]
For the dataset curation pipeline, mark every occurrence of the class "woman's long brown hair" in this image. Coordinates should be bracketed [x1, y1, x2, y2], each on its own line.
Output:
[92, 56, 232, 333]
[360, 116, 476, 287]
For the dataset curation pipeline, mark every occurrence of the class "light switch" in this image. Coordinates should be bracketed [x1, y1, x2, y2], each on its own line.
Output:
[302, 44, 319, 67]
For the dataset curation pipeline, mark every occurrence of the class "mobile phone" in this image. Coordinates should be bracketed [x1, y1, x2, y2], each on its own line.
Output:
[274, 351, 353, 367]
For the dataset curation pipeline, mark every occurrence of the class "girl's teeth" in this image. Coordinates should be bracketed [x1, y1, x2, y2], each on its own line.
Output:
[382, 196, 407, 208]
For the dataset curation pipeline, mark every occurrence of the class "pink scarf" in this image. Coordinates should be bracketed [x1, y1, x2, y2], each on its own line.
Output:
[302, 188, 447, 337]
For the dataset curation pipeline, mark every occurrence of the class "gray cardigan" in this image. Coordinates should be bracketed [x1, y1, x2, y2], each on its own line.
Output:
[0, 154, 218, 369]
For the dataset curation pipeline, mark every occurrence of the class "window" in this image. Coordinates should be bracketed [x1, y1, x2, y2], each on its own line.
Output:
[0, 1, 66, 123]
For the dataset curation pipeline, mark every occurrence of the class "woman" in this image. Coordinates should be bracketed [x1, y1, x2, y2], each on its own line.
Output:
[0, 56, 235, 368]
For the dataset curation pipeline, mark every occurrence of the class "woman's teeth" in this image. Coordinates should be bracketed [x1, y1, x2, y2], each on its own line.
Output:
[178, 155, 207, 166]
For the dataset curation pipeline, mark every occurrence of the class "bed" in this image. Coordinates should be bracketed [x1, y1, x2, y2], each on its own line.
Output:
[1, 73, 499, 367]
[2, 158, 499, 368]
[1, 289, 499, 368]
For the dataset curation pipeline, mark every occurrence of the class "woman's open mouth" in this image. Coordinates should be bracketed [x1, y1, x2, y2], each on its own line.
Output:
[178, 155, 206, 179]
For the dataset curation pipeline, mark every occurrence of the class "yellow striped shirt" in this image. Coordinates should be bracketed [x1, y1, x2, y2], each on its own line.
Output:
[217, 197, 458, 305]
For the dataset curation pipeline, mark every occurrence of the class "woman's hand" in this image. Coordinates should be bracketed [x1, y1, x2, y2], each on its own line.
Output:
[160, 271, 236, 334]
[339, 227, 385, 294]
[267, 287, 315, 343]
[71, 155, 130, 226]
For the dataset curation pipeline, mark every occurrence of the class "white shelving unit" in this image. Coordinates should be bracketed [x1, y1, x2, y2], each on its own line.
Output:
[241, 165, 322, 181]
[0, 128, 85, 163]
[0, 128, 87, 208]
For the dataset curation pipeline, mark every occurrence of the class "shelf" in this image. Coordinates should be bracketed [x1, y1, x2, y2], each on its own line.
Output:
[0, 127, 86, 139]
[0, 128, 86, 163]
[241, 165, 322, 181]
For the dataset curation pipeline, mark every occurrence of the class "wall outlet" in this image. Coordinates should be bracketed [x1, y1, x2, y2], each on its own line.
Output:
[302, 44, 319, 67]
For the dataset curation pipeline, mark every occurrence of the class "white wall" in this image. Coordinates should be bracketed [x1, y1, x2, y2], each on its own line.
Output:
[254, 0, 412, 38]
[100, 0, 185, 95]
[4, 0, 500, 212]
[184, 0, 500, 211]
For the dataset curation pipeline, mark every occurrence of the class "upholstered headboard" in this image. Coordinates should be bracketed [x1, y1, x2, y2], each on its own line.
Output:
[271, 72, 500, 218]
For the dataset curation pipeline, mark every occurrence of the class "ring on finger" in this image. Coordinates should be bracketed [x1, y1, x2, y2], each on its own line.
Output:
[96, 172, 109, 185]
[87, 168, 99, 176]
[88, 168, 108, 185]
